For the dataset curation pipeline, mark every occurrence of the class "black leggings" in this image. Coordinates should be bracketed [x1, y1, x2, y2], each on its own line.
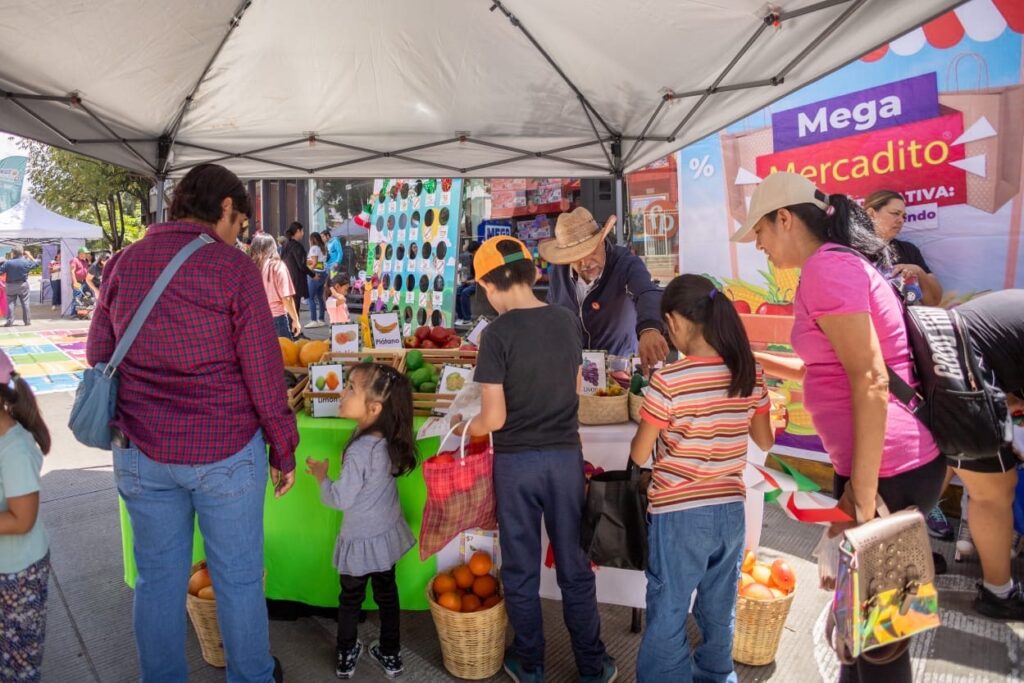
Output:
[337, 565, 400, 655]
[832, 454, 946, 683]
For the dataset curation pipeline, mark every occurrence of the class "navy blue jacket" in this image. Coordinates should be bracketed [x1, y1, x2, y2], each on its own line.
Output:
[547, 243, 664, 356]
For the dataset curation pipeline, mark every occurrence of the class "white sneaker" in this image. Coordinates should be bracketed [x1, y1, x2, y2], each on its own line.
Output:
[305, 320, 323, 328]
[955, 520, 975, 561]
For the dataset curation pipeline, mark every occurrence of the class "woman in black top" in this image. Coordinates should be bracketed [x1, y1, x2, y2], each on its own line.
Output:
[280, 221, 317, 305]
[865, 190, 943, 305]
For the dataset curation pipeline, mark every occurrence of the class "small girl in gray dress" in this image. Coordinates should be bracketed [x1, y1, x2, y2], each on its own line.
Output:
[306, 363, 417, 679]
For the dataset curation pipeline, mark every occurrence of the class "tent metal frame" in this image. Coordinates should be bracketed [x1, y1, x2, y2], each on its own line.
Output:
[0, 0, 963, 183]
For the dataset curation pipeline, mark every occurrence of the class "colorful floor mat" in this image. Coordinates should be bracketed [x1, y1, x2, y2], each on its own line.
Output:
[0, 329, 88, 394]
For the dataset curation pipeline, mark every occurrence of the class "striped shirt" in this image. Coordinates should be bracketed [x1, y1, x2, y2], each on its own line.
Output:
[639, 356, 769, 513]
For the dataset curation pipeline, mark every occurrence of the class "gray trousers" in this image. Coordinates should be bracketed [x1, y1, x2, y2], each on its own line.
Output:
[6, 281, 30, 324]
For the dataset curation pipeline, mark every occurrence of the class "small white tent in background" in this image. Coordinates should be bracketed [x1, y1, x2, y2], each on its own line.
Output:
[0, 196, 104, 317]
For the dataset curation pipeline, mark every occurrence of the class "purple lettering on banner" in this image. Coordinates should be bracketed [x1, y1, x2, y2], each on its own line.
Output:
[771, 73, 939, 152]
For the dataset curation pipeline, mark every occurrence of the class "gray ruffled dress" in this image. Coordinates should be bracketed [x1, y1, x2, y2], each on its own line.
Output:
[320, 434, 415, 576]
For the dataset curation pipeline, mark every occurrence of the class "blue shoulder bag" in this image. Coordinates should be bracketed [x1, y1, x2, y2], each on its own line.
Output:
[68, 234, 214, 449]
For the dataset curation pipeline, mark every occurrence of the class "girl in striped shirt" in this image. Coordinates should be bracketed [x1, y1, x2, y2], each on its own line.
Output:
[629, 274, 774, 683]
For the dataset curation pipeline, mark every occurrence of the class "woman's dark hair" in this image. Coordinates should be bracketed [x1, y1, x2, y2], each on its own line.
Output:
[309, 231, 326, 251]
[480, 239, 536, 291]
[661, 274, 755, 398]
[0, 374, 51, 454]
[766, 193, 891, 269]
[864, 189, 905, 212]
[168, 163, 250, 223]
[286, 221, 304, 238]
[349, 363, 416, 476]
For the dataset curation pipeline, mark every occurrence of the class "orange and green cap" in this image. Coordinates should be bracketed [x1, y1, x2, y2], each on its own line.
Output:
[473, 235, 533, 281]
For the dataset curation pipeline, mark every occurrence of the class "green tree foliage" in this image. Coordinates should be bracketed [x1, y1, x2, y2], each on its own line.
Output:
[314, 179, 374, 220]
[22, 141, 151, 251]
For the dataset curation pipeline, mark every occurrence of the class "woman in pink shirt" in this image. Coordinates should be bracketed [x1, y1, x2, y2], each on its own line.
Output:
[732, 173, 942, 683]
[250, 234, 301, 339]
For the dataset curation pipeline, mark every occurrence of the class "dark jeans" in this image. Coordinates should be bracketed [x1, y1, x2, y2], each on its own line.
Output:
[273, 314, 293, 340]
[456, 283, 476, 320]
[337, 566, 400, 655]
[51, 280, 61, 307]
[493, 448, 606, 676]
[832, 454, 946, 683]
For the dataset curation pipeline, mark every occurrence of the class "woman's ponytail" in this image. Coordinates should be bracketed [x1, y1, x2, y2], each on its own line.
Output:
[0, 375, 51, 454]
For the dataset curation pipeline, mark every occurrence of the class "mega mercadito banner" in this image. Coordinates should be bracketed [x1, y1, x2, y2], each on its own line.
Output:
[676, 0, 1024, 461]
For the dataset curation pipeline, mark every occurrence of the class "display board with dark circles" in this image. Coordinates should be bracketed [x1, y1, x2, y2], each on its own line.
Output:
[362, 177, 462, 337]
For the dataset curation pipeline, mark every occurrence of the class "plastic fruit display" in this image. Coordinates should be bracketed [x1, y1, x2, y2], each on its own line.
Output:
[278, 338, 299, 366]
[188, 566, 212, 596]
[299, 340, 329, 366]
[452, 565, 475, 590]
[468, 551, 492, 577]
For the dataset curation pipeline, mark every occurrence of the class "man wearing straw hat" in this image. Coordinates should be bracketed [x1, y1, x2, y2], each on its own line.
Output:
[541, 207, 668, 369]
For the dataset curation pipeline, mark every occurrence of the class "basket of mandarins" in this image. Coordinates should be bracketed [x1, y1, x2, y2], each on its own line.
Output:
[426, 551, 507, 679]
[185, 561, 267, 667]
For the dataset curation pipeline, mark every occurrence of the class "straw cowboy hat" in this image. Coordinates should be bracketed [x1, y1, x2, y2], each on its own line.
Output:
[538, 207, 616, 264]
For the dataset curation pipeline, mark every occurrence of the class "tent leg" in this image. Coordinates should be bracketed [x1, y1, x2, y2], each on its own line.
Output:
[154, 178, 165, 223]
[615, 177, 625, 244]
[631, 607, 643, 633]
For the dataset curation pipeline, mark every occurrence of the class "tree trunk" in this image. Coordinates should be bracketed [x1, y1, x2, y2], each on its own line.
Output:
[106, 198, 120, 251]
[115, 193, 128, 248]
[92, 201, 104, 229]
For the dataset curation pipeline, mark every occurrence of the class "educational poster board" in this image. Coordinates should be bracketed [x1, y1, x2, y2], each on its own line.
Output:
[675, 0, 1024, 462]
[362, 178, 463, 337]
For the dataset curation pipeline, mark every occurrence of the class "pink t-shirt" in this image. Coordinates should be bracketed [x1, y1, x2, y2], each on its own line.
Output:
[261, 260, 294, 317]
[790, 243, 938, 478]
[326, 293, 349, 324]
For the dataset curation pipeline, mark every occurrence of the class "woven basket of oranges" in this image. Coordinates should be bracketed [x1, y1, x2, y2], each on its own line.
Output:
[426, 551, 507, 679]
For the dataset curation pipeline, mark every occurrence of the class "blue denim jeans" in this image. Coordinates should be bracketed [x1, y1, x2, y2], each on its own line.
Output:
[637, 503, 745, 683]
[307, 274, 325, 322]
[114, 432, 275, 683]
[272, 314, 293, 340]
[456, 283, 476, 320]
[493, 448, 607, 677]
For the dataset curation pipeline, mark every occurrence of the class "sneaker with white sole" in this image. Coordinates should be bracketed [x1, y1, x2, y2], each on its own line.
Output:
[335, 641, 363, 679]
[925, 505, 954, 540]
[955, 520, 975, 561]
[369, 641, 404, 678]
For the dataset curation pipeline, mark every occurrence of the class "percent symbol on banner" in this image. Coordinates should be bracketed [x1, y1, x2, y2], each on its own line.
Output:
[688, 155, 714, 179]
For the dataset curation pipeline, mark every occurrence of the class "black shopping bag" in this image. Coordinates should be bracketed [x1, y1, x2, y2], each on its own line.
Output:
[580, 461, 650, 571]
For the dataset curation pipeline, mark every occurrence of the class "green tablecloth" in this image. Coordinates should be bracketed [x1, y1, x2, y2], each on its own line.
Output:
[119, 414, 443, 610]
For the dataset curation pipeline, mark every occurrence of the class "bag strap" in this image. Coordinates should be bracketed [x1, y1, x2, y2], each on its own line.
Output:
[104, 234, 215, 377]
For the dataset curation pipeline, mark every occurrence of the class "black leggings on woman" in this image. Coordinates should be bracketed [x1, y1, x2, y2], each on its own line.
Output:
[832, 454, 946, 683]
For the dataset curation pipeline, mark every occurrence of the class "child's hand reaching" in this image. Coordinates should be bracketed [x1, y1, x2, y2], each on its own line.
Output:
[305, 457, 329, 484]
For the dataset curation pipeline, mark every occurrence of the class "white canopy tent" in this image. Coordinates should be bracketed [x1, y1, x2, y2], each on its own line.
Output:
[0, 197, 103, 317]
[0, 0, 962, 193]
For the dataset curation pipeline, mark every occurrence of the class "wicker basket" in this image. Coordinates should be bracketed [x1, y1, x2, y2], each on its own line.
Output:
[578, 393, 629, 425]
[185, 562, 267, 668]
[628, 392, 644, 423]
[426, 586, 507, 679]
[732, 591, 794, 666]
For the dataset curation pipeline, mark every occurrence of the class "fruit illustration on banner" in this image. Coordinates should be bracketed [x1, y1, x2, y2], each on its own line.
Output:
[373, 318, 399, 334]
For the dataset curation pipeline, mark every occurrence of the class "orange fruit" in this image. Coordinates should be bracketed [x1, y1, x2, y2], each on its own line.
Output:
[741, 549, 756, 574]
[187, 568, 212, 596]
[461, 594, 482, 612]
[738, 572, 755, 593]
[298, 340, 329, 366]
[472, 574, 498, 599]
[197, 585, 215, 600]
[433, 573, 456, 597]
[437, 591, 461, 612]
[740, 583, 775, 601]
[468, 551, 493, 577]
[751, 563, 774, 588]
[770, 559, 796, 593]
[452, 565, 474, 590]
[482, 594, 502, 609]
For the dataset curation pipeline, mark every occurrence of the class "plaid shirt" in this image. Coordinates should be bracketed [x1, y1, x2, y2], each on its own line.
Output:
[86, 221, 298, 473]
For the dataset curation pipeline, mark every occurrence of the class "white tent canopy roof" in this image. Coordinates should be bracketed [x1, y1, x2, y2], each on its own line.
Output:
[0, 0, 962, 179]
[0, 197, 104, 241]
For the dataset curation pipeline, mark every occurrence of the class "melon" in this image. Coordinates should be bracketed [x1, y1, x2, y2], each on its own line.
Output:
[278, 338, 299, 366]
[299, 340, 329, 366]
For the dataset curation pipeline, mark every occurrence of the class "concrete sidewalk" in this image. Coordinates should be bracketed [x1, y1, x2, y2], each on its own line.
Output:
[29, 317, 1023, 682]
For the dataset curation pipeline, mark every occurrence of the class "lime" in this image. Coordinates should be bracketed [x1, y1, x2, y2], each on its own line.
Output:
[406, 350, 424, 371]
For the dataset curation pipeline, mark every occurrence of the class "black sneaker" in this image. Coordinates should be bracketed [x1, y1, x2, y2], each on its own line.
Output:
[369, 640, 404, 678]
[272, 656, 283, 683]
[335, 641, 363, 679]
[974, 582, 1024, 620]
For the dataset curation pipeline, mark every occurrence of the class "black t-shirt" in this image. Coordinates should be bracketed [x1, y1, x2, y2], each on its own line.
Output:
[89, 263, 104, 289]
[957, 289, 1024, 397]
[474, 305, 582, 452]
[890, 238, 931, 273]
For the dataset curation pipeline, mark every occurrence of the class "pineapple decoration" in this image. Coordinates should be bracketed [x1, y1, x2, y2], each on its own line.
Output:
[754, 262, 799, 315]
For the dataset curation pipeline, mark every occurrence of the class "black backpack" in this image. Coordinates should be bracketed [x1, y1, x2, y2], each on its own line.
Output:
[827, 248, 1012, 459]
[889, 305, 1011, 460]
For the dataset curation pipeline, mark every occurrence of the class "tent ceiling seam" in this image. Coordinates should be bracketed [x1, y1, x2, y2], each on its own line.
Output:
[159, 0, 254, 175]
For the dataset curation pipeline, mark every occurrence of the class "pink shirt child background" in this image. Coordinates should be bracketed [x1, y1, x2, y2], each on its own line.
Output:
[789, 243, 939, 478]
[327, 293, 350, 324]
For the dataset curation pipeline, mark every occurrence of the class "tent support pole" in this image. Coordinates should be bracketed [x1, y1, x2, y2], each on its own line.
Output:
[613, 139, 624, 243]
[154, 179, 165, 223]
